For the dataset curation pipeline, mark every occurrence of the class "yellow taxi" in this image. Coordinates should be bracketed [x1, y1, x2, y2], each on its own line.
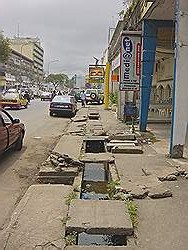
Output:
[0, 92, 28, 109]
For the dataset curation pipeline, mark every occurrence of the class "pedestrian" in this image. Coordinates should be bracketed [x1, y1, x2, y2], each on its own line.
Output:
[51, 90, 56, 100]
[80, 90, 86, 107]
[23, 91, 30, 104]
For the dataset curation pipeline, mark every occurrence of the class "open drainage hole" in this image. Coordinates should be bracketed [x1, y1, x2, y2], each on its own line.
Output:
[81, 162, 110, 200]
[85, 140, 106, 153]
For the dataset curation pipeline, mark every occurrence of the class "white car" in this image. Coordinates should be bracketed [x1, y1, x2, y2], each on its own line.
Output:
[40, 92, 52, 101]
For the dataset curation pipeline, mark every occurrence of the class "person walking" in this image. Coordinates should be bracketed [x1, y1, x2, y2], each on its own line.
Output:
[80, 90, 86, 107]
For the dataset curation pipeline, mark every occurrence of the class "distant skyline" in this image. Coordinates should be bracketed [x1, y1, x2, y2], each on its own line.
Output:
[0, 0, 123, 77]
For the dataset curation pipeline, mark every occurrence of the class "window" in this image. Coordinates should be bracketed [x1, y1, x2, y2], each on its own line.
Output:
[1, 112, 12, 125]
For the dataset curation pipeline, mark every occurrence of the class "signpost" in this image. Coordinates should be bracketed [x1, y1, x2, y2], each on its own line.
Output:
[120, 32, 141, 91]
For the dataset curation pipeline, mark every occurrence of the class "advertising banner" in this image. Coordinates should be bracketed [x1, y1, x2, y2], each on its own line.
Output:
[89, 65, 105, 84]
[120, 32, 141, 91]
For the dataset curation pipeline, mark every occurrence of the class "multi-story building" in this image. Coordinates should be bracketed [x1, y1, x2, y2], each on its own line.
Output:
[9, 37, 44, 82]
[5, 49, 34, 88]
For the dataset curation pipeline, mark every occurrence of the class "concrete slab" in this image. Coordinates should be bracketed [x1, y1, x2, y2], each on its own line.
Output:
[66, 200, 133, 236]
[109, 140, 138, 144]
[0, 184, 72, 250]
[38, 166, 79, 176]
[108, 134, 136, 141]
[53, 135, 83, 159]
[66, 247, 135, 250]
[107, 143, 136, 151]
[71, 117, 87, 122]
[111, 145, 143, 154]
[80, 153, 115, 163]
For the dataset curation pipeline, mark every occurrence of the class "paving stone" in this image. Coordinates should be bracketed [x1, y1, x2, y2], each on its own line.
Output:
[111, 145, 143, 154]
[66, 200, 133, 236]
[0, 184, 72, 250]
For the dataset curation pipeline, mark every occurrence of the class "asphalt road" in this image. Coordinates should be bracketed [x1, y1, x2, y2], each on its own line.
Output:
[0, 99, 70, 231]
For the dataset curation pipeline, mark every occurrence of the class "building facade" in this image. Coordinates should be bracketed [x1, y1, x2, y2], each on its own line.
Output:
[5, 49, 34, 88]
[10, 37, 44, 82]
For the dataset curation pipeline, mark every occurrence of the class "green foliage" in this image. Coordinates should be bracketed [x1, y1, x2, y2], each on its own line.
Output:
[61, 215, 71, 226]
[0, 33, 11, 63]
[64, 232, 77, 246]
[126, 200, 138, 228]
[107, 180, 120, 199]
[65, 191, 78, 206]
[45, 73, 71, 87]
[109, 92, 118, 105]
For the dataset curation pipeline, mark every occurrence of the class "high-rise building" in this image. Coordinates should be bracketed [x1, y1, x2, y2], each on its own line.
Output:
[9, 37, 44, 82]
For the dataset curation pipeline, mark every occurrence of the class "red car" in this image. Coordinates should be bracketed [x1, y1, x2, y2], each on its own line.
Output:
[0, 109, 25, 154]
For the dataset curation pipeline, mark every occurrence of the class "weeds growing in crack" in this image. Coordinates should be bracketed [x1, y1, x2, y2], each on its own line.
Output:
[126, 199, 138, 228]
[64, 232, 77, 246]
[107, 180, 120, 199]
[61, 215, 71, 226]
[65, 191, 78, 206]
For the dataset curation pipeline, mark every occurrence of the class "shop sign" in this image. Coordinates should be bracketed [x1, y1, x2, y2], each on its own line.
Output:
[120, 32, 141, 91]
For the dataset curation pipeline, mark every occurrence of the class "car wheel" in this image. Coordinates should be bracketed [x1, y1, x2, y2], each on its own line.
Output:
[50, 111, 53, 116]
[14, 132, 24, 151]
[24, 104, 28, 108]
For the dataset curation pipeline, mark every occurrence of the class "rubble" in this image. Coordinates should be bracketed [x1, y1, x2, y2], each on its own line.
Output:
[37, 152, 84, 184]
[148, 187, 172, 199]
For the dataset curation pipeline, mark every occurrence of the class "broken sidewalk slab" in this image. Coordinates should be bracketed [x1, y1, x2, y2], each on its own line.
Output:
[109, 140, 139, 145]
[66, 246, 136, 250]
[0, 184, 72, 250]
[66, 200, 133, 236]
[37, 166, 79, 184]
[111, 145, 143, 154]
[53, 135, 83, 159]
[148, 185, 173, 199]
[80, 153, 115, 163]
[71, 116, 87, 122]
[108, 133, 136, 141]
[107, 143, 137, 152]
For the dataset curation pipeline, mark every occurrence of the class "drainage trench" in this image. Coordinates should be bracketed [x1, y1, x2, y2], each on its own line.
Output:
[75, 139, 127, 246]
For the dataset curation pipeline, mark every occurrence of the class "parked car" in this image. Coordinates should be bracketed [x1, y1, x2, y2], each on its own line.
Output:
[49, 95, 77, 117]
[85, 88, 104, 104]
[0, 109, 25, 154]
[0, 92, 28, 109]
[41, 92, 52, 101]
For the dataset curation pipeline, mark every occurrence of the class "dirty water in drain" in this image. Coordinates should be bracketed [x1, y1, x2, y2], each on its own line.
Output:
[85, 139, 106, 153]
[77, 232, 127, 246]
[77, 162, 127, 246]
[81, 162, 109, 200]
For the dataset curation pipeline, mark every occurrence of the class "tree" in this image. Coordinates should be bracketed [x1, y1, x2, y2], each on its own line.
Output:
[45, 73, 72, 88]
[0, 32, 11, 63]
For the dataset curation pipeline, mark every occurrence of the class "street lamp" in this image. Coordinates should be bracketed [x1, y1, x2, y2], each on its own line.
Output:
[47, 60, 59, 75]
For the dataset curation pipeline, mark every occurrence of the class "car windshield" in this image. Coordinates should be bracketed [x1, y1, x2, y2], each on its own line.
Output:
[52, 95, 71, 103]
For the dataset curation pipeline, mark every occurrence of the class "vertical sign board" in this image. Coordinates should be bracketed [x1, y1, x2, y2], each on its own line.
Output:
[120, 32, 141, 91]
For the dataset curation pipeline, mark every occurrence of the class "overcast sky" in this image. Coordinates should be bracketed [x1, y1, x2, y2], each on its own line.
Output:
[0, 0, 123, 77]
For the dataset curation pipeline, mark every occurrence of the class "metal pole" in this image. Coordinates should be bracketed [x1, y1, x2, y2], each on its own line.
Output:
[104, 62, 110, 110]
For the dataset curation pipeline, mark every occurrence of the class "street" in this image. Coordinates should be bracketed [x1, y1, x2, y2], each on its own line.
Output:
[0, 99, 70, 230]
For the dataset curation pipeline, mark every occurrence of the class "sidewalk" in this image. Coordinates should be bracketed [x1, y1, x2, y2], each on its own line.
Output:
[100, 107, 188, 250]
